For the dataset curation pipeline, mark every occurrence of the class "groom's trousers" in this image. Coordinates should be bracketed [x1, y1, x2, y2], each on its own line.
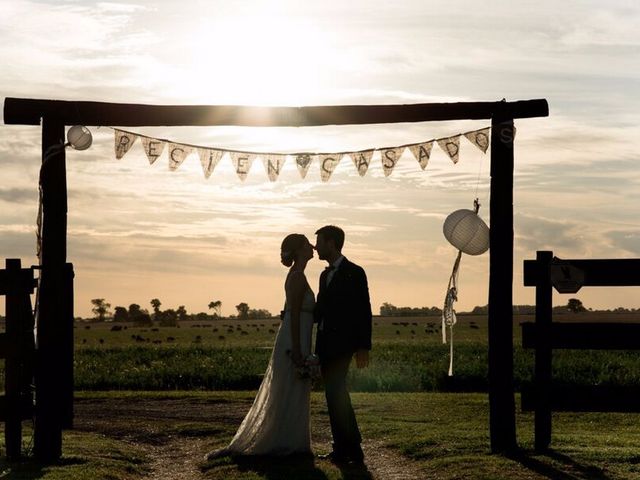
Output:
[321, 354, 363, 458]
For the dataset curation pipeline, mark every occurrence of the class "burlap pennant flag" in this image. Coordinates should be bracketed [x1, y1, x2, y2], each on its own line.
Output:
[197, 148, 224, 179]
[437, 135, 461, 164]
[230, 152, 256, 181]
[167, 143, 193, 171]
[318, 154, 343, 182]
[262, 154, 287, 182]
[349, 150, 374, 177]
[141, 137, 166, 165]
[409, 141, 433, 170]
[114, 129, 138, 160]
[295, 154, 312, 179]
[380, 147, 404, 177]
[464, 128, 490, 153]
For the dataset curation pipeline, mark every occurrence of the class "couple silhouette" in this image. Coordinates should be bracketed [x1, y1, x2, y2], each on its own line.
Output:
[206, 225, 372, 465]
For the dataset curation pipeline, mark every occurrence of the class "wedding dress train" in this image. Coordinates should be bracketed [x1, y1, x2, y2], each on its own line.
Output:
[209, 288, 315, 457]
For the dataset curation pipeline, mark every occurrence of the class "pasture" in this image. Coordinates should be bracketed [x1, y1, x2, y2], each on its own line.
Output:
[66, 313, 640, 392]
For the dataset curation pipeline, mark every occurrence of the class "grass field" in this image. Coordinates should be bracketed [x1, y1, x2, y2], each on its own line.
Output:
[3, 391, 640, 479]
[64, 313, 640, 391]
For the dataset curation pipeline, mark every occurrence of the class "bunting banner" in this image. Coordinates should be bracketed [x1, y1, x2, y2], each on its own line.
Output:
[350, 150, 374, 177]
[437, 135, 461, 164]
[141, 137, 165, 165]
[110, 126, 491, 182]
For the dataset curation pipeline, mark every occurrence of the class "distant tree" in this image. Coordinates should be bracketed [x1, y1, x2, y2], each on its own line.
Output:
[176, 305, 188, 322]
[150, 298, 162, 322]
[236, 302, 249, 320]
[208, 300, 222, 317]
[567, 298, 587, 313]
[91, 298, 111, 322]
[129, 303, 152, 326]
[113, 306, 129, 323]
[380, 302, 397, 316]
[159, 309, 178, 327]
[247, 308, 273, 319]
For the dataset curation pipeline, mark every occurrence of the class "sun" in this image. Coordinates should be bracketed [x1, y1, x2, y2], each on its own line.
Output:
[184, 11, 329, 106]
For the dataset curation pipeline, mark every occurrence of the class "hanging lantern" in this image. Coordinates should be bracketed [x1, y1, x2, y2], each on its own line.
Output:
[443, 208, 489, 255]
[66, 125, 92, 151]
[441, 199, 489, 376]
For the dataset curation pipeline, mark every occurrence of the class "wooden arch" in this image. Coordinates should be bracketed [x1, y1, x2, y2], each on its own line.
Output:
[3, 97, 549, 460]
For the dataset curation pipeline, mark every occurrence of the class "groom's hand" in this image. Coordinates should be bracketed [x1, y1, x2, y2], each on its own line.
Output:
[355, 349, 369, 369]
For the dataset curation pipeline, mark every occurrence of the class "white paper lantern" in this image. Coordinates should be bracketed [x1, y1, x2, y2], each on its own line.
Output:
[67, 125, 92, 150]
[443, 209, 490, 255]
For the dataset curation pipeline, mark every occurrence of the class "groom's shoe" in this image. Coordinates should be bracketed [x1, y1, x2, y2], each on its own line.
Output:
[318, 451, 350, 464]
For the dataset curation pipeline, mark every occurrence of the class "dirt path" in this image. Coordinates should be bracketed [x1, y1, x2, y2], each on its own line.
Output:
[143, 437, 210, 480]
[74, 396, 424, 480]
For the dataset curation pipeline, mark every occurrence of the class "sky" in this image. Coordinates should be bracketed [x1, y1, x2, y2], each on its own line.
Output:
[1, 0, 639, 317]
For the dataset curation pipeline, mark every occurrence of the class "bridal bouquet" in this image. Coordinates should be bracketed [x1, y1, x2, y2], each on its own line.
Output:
[294, 353, 321, 380]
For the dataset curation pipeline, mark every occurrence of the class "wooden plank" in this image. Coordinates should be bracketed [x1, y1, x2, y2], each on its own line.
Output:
[524, 258, 640, 287]
[522, 385, 640, 412]
[4, 97, 549, 127]
[488, 113, 517, 453]
[523, 322, 640, 350]
[0, 268, 37, 296]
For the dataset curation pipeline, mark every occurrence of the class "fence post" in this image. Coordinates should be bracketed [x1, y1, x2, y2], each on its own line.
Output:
[61, 263, 74, 429]
[535, 250, 553, 450]
[5, 259, 22, 460]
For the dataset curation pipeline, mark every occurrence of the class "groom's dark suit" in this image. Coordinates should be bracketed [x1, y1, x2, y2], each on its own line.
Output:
[314, 256, 372, 459]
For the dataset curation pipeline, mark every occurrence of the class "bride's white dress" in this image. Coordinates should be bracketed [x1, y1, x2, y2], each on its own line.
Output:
[223, 286, 315, 456]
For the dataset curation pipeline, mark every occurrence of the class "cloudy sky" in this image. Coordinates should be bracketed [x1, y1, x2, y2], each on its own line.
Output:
[1, 0, 639, 317]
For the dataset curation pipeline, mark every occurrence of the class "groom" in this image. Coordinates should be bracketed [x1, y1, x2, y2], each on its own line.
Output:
[314, 225, 372, 464]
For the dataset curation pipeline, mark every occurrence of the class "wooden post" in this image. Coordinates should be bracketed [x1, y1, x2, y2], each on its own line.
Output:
[61, 263, 74, 429]
[34, 117, 66, 462]
[5, 259, 22, 460]
[488, 113, 517, 452]
[534, 251, 553, 450]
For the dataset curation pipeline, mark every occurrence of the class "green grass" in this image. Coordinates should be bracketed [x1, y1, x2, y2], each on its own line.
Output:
[0, 425, 147, 479]
[5, 391, 638, 479]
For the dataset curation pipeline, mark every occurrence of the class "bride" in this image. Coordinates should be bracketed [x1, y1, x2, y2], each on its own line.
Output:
[206, 233, 316, 459]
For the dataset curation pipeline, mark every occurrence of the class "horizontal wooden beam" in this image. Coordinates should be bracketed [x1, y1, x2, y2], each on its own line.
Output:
[522, 322, 640, 350]
[522, 385, 640, 412]
[0, 395, 34, 422]
[0, 268, 37, 296]
[524, 258, 640, 287]
[4, 97, 549, 127]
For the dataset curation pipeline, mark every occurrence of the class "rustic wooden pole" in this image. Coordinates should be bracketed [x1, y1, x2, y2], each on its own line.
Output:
[4, 97, 550, 127]
[534, 250, 553, 450]
[5, 259, 22, 460]
[34, 117, 66, 462]
[488, 113, 517, 452]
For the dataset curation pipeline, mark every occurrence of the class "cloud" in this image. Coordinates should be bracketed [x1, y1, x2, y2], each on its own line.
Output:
[607, 230, 640, 256]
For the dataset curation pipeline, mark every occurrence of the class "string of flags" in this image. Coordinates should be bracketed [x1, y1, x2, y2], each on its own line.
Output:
[111, 126, 491, 182]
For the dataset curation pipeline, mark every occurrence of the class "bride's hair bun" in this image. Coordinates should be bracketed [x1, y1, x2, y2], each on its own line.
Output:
[280, 233, 307, 267]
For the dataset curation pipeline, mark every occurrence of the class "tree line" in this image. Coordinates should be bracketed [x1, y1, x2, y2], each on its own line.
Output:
[85, 298, 274, 324]
[380, 299, 640, 316]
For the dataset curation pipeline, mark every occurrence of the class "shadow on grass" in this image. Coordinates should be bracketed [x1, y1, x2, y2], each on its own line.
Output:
[204, 453, 330, 480]
[0, 456, 87, 480]
[507, 449, 613, 480]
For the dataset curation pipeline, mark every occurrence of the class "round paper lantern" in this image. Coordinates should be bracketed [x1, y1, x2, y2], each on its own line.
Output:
[67, 125, 92, 150]
[443, 209, 490, 255]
